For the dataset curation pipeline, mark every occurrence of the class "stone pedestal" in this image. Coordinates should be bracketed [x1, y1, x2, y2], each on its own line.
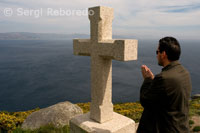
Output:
[71, 5, 138, 133]
[70, 112, 136, 133]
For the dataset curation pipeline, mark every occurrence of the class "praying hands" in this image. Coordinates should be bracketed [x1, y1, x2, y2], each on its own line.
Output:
[141, 65, 154, 80]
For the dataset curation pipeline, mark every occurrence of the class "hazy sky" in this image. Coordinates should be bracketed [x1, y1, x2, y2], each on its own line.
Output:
[0, 0, 200, 40]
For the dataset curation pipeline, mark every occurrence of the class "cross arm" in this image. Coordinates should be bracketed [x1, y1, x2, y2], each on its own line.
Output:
[97, 39, 138, 61]
[73, 39, 91, 56]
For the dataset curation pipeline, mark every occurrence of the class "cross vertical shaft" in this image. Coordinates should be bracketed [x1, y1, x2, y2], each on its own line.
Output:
[73, 6, 138, 124]
[90, 54, 113, 123]
[89, 7, 115, 123]
[89, 7, 113, 42]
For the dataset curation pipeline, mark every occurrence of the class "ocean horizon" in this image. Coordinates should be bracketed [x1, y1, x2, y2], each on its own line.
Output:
[0, 39, 199, 112]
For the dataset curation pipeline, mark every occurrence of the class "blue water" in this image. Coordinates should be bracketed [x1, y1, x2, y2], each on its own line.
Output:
[0, 40, 199, 112]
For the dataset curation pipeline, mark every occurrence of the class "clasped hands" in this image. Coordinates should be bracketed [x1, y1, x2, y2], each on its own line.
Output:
[141, 65, 154, 80]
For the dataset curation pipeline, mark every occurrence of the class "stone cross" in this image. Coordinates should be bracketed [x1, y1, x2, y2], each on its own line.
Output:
[73, 6, 138, 123]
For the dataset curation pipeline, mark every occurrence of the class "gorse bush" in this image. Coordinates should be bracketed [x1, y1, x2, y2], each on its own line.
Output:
[1, 98, 200, 132]
[77, 102, 90, 113]
[77, 102, 144, 123]
[0, 113, 17, 130]
[12, 124, 70, 133]
[189, 98, 200, 116]
[0, 108, 39, 131]
[113, 102, 143, 123]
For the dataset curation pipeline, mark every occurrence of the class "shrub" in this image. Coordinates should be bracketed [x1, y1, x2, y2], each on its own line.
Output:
[114, 102, 143, 123]
[77, 102, 144, 123]
[189, 98, 200, 116]
[0, 108, 39, 131]
[193, 126, 200, 132]
[77, 103, 90, 113]
[189, 120, 194, 125]
[12, 124, 70, 133]
[1, 98, 200, 132]
[0, 113, 17, 130]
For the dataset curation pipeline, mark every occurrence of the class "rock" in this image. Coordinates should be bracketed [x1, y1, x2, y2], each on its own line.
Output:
[22, 101, 83, 130]
[191, 94, 200, 99]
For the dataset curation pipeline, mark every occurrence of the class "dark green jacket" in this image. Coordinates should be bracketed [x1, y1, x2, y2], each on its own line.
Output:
[137, 61, 192, 133]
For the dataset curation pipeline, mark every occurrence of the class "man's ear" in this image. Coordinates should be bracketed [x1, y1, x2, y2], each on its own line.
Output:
[162, 51, 168, 59]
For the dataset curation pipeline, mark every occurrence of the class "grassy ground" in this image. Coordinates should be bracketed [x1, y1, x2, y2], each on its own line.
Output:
[77, 101, 143, 123]
[189, 98, 200, 132]
[189, 98, 200, 116]
[11, 125, 70, 133]
[0, 98, 200, 133]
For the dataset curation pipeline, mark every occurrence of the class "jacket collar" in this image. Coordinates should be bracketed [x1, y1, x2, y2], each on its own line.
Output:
[162, 60, 180, 71]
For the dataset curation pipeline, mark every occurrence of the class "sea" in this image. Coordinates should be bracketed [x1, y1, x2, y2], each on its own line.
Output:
[0, 40, 199, 112]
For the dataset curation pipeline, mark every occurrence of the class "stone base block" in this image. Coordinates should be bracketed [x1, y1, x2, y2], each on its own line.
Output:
[70, 112, 136, 133]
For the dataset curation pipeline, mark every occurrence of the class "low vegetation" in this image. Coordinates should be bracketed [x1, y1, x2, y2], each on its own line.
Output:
[0, 108, 39, 131]
[12, 124, 70, 133]
[0, 98, 199, 132]
[193, 126, 200, 132]
[77, 102, 143, 123]
[189, 98, 200, 116]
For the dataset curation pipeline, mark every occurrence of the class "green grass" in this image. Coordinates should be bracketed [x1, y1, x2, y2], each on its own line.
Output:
[189, 120, 195, 125]
[189, 98, 200, 116]
[77, 102, 144, 123]
[1, 98, 200, 133]
[12, 124, 69, 133]
[193, 126, 200, 132]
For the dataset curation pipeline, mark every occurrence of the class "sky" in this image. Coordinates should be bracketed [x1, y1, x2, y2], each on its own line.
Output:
[0, 0, 200, 40]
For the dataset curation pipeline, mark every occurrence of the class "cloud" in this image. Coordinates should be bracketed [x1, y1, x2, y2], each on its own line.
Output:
[160, 4, 200, 13]
[0, 0, 200, 40]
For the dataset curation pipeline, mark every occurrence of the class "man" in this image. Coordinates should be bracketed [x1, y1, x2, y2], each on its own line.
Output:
[137, 37, 192, 133]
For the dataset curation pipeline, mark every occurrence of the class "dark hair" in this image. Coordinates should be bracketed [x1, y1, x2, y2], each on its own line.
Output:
[159, 37, 181, 61]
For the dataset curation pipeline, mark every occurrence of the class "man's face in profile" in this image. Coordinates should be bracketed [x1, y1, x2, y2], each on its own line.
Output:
[157, 45, 163, 66]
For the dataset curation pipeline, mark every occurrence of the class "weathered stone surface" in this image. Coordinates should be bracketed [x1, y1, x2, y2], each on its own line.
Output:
[70, 112, 135, 133]
[71, 6, 137, 133]
[73, 6, 138, 124]
[22, 101, 82, 130]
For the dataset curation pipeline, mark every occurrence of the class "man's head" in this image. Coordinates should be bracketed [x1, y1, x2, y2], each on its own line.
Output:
[157, 37, 181, 66]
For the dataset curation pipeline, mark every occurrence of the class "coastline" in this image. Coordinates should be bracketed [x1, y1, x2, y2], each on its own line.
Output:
[0, 94, 200, 132]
